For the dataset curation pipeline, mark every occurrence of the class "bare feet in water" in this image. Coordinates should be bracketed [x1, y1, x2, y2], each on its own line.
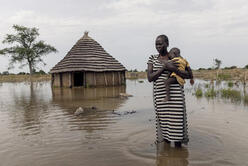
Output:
[175, 142, 182, 147]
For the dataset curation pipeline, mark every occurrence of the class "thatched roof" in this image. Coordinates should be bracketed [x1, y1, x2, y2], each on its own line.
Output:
[50, 32, 126, 73]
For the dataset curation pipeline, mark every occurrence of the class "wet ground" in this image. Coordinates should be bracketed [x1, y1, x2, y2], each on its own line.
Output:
[0, 79, 248, 166]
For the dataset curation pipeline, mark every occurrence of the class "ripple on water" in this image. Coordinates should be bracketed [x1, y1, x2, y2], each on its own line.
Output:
[122, 129, 157, 161]
[188, 127, 228, 165]
[122, 129, 190, 166]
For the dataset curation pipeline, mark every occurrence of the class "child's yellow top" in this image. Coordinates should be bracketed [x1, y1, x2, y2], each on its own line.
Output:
[170, 57, 190, 86]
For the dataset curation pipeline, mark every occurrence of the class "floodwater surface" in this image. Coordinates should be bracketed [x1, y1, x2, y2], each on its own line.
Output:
[0, 80, 248, 166]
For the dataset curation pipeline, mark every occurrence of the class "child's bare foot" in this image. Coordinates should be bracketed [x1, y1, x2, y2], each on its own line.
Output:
[163, 96, 170, 102]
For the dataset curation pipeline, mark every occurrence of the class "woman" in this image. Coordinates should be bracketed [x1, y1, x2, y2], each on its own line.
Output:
[147, 35, 191, 147]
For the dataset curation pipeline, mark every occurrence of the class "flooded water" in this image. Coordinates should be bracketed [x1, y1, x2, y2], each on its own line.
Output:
[0, 79, 248, 166]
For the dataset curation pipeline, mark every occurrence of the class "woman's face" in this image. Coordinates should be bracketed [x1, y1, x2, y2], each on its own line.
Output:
[155, 37, 168, 54]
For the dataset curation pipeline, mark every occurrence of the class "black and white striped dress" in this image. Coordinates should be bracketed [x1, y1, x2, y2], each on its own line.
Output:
[148, 54, 189, 144]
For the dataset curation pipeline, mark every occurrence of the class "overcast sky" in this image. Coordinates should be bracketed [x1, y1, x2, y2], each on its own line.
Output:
[0, 0, 248, 73]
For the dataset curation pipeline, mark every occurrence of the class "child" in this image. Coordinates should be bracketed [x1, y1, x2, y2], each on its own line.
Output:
[163, 47, 194, 102]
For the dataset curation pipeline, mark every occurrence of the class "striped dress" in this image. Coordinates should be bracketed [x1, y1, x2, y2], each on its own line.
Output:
[148, 54, 189, 144]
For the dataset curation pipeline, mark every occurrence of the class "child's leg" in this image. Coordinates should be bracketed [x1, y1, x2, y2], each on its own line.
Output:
[163, 77, 178, 102]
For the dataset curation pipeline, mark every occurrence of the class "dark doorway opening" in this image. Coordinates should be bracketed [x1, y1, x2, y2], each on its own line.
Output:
[74, 72, 84, 86]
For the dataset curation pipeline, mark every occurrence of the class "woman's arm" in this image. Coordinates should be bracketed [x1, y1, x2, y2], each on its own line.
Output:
[163, 60, 192, 79]
[176, 69, 192, 79]
[186, 66, 193, 79]
[147, 63, 165, 82]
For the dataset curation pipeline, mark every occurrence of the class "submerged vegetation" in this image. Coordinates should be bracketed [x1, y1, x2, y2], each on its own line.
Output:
[194, 87, 203, 98]
[204, 87, 217, 98]
[192, 80, 248, 105]
[220, 89, 242, 102]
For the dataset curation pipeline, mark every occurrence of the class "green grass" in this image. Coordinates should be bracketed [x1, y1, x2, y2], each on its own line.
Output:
[244, 94, 248, 104]
[220, 88, 241, 101]
[194, 87, 203, 98]
[204, 88, 217, 98]
[217, 73, 232, 80]
[227, 81, 234, 88]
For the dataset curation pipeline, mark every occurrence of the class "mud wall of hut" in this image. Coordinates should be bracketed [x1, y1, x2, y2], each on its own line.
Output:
[52, 73, 61, 87]
[52, 71, 125, 88]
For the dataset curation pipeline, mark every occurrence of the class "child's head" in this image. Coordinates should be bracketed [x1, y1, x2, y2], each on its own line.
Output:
[168, 47, 180, 59]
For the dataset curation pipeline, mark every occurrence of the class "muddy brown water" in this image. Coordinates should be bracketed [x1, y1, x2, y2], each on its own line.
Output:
[0, 80, 248, 166]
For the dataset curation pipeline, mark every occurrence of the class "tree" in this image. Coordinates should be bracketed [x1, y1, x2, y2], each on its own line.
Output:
[0, 25, 57, 76]
[214, 58, 222, 69]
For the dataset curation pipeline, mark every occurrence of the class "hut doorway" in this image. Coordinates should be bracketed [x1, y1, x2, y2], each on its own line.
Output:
[74, 72, 84, 87]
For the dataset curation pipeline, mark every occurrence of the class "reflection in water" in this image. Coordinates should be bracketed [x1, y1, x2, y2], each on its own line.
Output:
[10, 81, 49, 136]
[156, 143, 188, 166]
[1, 80, 248, 166]
[52, 85, 126, 110]
[51, 86, 127, 132]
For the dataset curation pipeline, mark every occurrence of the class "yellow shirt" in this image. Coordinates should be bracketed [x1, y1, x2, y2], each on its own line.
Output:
[170, 57, 189, 86]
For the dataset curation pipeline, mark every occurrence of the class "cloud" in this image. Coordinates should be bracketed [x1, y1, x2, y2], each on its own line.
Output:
[0, 0, 248, 72]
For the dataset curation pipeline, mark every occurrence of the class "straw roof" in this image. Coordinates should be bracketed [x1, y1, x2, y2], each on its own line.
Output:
[50, 32, 126, 73]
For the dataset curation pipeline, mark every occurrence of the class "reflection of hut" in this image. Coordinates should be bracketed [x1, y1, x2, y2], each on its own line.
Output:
[51, 86, 127, 132]
[50, 32, 126, 88]
[51, 86, 126, 110]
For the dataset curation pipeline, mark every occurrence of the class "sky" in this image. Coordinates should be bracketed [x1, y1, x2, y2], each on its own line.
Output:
[0, 0, 248, 73]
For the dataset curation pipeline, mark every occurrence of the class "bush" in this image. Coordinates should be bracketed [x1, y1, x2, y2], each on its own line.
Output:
[223, 66, 237, 70]
[230, 66, 237, 69]
[2, 71, 9, 75]
[35, 70, 47, 75]
[244, 65, 248, 69]
[18, 72, 27, 75]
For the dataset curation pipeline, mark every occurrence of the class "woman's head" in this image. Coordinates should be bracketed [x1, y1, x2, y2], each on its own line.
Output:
[155, 35, 169, 55]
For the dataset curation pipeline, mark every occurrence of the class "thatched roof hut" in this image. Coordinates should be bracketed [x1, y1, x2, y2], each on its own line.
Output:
[50, 32, 126, 87]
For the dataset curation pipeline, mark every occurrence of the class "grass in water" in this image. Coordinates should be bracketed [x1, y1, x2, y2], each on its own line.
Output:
[194, 87, 203, 98]
[227, 81, 234, 88]
[220, 88, 241, 101]
[244, 93, 248, 105]
[204, 88, 217, 98]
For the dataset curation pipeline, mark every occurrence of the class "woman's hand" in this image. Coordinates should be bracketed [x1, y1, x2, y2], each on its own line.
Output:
[162, 59, 192, 79]
[161, 60, 179, 72]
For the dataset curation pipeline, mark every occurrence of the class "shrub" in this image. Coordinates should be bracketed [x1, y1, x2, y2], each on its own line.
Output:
[244, 65, 248, 69]
[2, 71, 9, 75]
[230, 66, 237, 69]
[18, 72, 27, 75]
